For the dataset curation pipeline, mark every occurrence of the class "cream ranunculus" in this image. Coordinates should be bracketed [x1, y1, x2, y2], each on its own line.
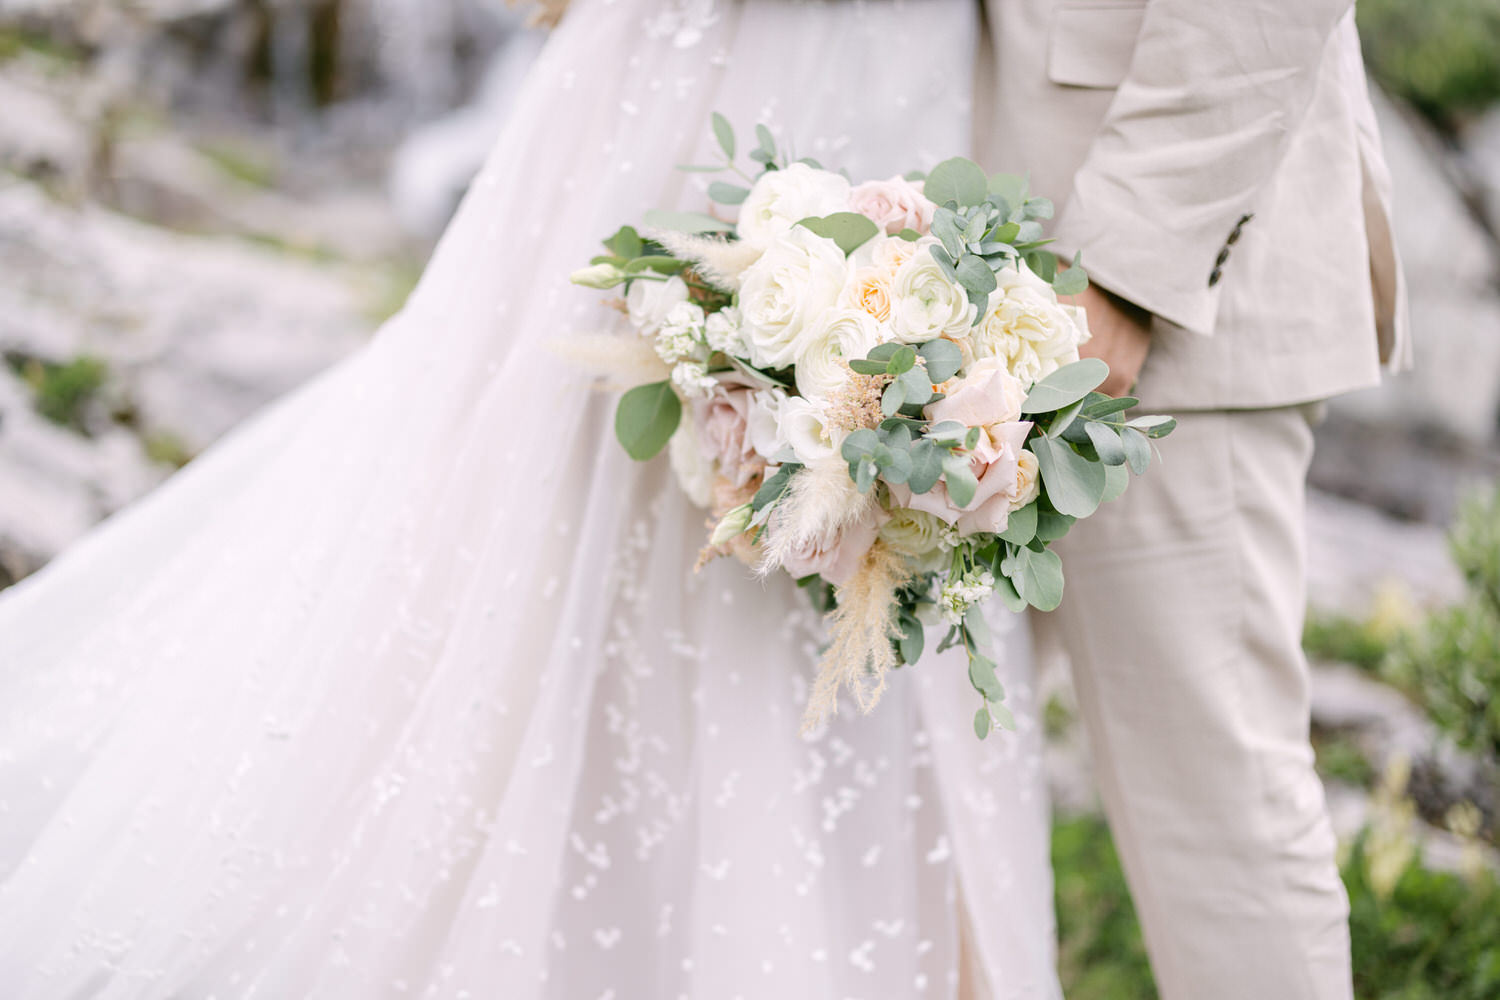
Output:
[848, 176, 938, 235]
[794, 308, 881, 402]
[889, 238, 977, 344]
[878, 507, 949, 572]
[738, 225, 851, 370]
[970, 261, 1090, 385]
[737, 162, 852, 249]
[626, 275, 690, 334]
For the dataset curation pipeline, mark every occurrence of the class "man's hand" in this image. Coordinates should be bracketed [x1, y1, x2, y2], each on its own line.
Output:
[1072, 282, 1153, 398]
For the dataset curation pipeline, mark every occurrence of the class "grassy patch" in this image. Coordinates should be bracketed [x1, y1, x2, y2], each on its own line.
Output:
[1316, 729, 1379, 788]
[198, 141, 280, 190]
[1053, 814, 1500, 1000]
[5, 354, 110, 432]
[142, 430, 195, 469]
[1358, 0, 1500, 124]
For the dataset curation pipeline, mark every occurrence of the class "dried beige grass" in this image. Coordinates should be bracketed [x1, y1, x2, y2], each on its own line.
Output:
[801, 541, 912, 734]
[548, 333, 670, 390]
[642, 228, 762, 293]
[758, 459, 874, 577]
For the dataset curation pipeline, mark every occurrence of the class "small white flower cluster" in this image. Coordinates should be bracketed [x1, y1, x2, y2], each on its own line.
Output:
[937, 569, 996, 626]
[625, 277, 752, 400]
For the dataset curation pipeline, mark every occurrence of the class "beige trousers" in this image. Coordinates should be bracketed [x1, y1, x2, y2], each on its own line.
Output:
[1034, 405, 1353, 1000]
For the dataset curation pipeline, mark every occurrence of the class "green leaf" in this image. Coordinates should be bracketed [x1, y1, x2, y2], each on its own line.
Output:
[895, 227, 923, 242]
[624, 255, 688, 274]
[987, 221, 1021, 245]
[930, 244, 958, 280]
[925, 157, 989, 207]
[1085, 421, 1128, 466]
[796, 212, 880, 255]
[1021, 358, 1111, 414]
[917, 339, 963, 383]
[1019, 547, 1064, 611]
[1024, 197, 1054, 221]
[881, 380, 907, 417]
[896, 367, 931, 401]
[708, 181, 749, 205]
[1052, 253, 1089, 295]
[908, 439, 945, 493]
[1128, 414, 1177, 439]
[1084, 395, 1139, 419]
[931, 209, 965, 260]
[1024, 250, 1057, 283]
[752, 461, 802, 512]
[841, 428, 880, 460]
[755, 123, 776, 160]
[1035, 509, 1075, 543]
[603, 225, 643, 259]
[987, 172, 1028, 209]
[1032, 436, 1107, 518]
[955, 254, 998, 295]
[974, 706, 992, 740]
[614, 381, 682, 461]
[1102, 462, 1131, 503]
[898, 614, 925, 665]
[997, 501, 1038, 545]
[887, 345, 918, 375]
[867, 343, 904, 363]
[943, 452, 979, 507]
[926, 420, 968, 446]
[854, 458, 878, 493]
[1047, 398, 1087, 439]
[711, 112, 735, 159]
[848, 359, 889, 376]
[990, 700, 1017, 732]
[642, 209, 733, 233]
[1122, 426, 1152, 475]
[993, 571, 1027, 612]
[961, 212, 989, 244]
[876, 444, 913, 484]
[968, 654, 1006, 703]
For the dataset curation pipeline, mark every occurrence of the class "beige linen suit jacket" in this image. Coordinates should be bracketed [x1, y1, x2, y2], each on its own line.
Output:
[977, 0, 1411, 410]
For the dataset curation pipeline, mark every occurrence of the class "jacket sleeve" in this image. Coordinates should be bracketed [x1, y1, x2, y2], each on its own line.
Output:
[1050, 0, 1355, 335]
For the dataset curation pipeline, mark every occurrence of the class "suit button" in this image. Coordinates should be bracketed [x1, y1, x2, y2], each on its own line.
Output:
[1208, 267, 1223, 287]
[1215, 247, 1231, 267]
[1227, 227, 1243, 245]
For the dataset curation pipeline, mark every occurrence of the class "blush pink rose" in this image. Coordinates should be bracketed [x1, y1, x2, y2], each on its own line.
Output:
[887, 421, 1034, 537]
[693, 383, 766, 489]
[848, 176, 938, 235]
[779, 507, 884, 586]
[923, 357, 1027, 463]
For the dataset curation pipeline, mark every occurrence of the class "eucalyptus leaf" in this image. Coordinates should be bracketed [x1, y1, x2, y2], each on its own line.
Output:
[987, 172, 1028, 209]
[943, 452, 979, 507]
[997, 501, 1038, 545]
[990, 701, 1017, 732]
[931, 210, 965, 260]
[603, 225, 643, 259]
[755, 123, 776, 159]
[710, 113, 736, 158]
[1032, 436, 1107, 518]
[898, 615, 925, 665]
[1102, 462, 1131, 503]
[1019, 547, 1064, 611]
[895, 228, 923, 242]
[917, 339, 962, 383]
[882, 380, 907, 417]
[1047, 398, 1086, 439]
[987, 221, 1021, 245]
[841, 428, 880, 460]
[1084, 395, 1140, 419]
[968, 655, 1006, 703]
[974, 707, 992, 740]
[642, 208, 733, 234]
[854, 458, 878, 493]
[1052, 253, 1088, 295]
[887, 345, 917, 375]
[925, 157, 989, 207]
[1085, 421, 1128, 466]
[1025, 197, 1054, 220]
[708, 181, 749, 205]
[752, 461, 801, 511]
[867, 343, 903, 363]
[993, 571, 1028, 613]
[878, 446, 913, 484]
[930, 244, 958, 280]
[955, 254, 998, 294]
[1023, 250, 1057, 283]
[1035, 509, 1075, 543]
[1128, 414, 1178, 439]
[614, 381, 681, 461]
[1122, 426, 1152, 475]
[1021, 358, 1110, 414]
[796, 212, 880, 255]
[848, 359, 889, 376]
[908, 439, 945, 493]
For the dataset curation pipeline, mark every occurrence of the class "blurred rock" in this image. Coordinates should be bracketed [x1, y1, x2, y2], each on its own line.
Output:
[0, 72, 88, 185]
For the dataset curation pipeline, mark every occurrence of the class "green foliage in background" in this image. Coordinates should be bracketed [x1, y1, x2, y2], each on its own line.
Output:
[1053, 816, 1500, 1000]
[1358, 0, 1500, 122]
[1387, 488, 1500, 761]
[7, 355, 110, 432]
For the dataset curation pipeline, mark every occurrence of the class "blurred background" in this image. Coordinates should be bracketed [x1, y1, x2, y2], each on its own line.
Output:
[0, 1, 1496, 995]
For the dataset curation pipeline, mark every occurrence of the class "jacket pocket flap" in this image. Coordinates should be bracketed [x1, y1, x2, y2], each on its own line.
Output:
[1047, 2, 1148, 89]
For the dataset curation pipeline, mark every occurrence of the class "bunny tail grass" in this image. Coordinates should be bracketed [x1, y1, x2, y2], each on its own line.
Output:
[800, 541, 911, 734]
[548, 334, 671, 390]
[642, 228, 761, 292]
[758, 460, 874, 577]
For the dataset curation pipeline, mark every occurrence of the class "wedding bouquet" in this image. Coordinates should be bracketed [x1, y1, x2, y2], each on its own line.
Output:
[571, 116, 1174, 738]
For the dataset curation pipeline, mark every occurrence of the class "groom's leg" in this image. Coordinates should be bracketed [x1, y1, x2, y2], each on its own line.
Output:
[1035, 405, 1352, 1000]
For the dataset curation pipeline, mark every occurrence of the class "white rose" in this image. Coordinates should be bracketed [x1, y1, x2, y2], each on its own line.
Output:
[627, 275, 690, 334]
[737, 162, 852, 249]
[794, 308, 881, 402]
[746, 387, 790, 460]
[738, 226, 851, 370]
[668, 421, 714, 509]
[889, 238, 977, 344]
[848, 176, 938, 235]
[780, 395, 841, 464]
[970, 263, 1089, 384]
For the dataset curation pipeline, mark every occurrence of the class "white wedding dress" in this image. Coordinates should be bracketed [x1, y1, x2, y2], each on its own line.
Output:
[0, 0, 1060, 996]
